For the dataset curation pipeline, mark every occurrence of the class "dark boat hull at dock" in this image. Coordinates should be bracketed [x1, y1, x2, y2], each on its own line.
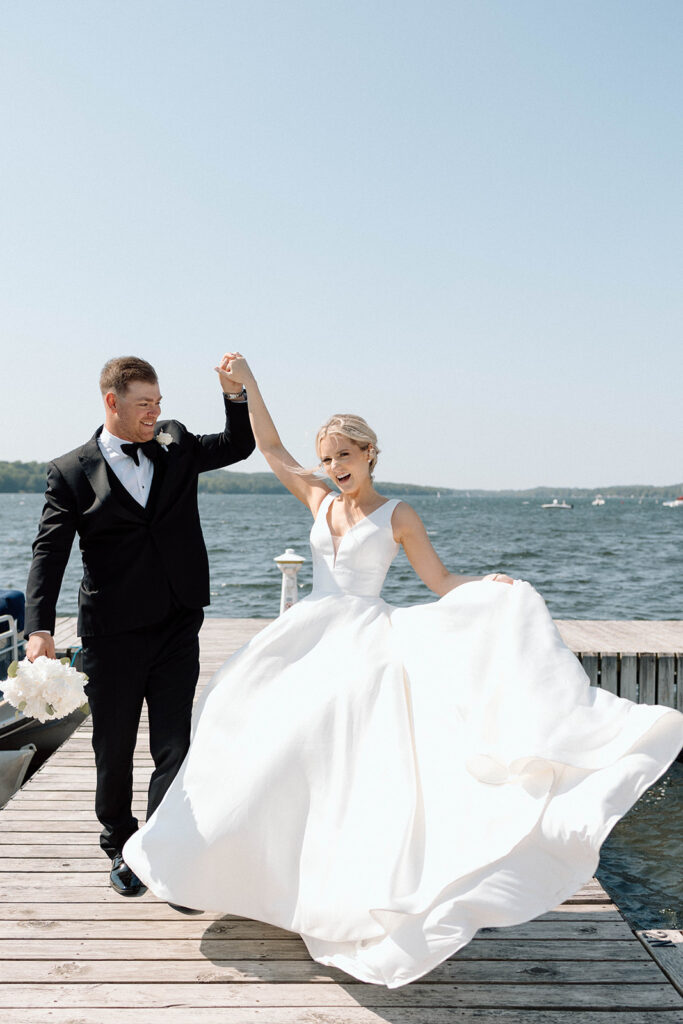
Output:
[0, 698, 88, 774]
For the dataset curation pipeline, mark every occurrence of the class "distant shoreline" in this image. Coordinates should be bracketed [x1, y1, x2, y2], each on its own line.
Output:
[1, 460, 681, 499]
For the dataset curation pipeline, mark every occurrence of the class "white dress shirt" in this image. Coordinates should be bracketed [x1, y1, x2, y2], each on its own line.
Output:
[98, 427, 155, 508]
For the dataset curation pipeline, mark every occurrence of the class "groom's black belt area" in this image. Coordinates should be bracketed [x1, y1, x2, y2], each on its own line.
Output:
[121, 440, 162, 465]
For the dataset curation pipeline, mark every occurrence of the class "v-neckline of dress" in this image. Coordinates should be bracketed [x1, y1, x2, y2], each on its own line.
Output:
[324, 493, 393, 568]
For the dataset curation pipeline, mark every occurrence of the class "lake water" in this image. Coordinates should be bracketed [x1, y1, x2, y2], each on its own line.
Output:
[0, 491, 681, 928]
[596, 760, 682, 930]
[1, 492, 681, 619]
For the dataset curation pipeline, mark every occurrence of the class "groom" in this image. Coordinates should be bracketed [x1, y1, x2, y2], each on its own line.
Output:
[24, 355, 255, 898]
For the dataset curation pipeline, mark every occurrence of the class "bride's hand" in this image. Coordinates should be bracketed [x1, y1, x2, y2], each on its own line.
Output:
[483, 572, 514, 585]
[215, 352, 256, 392]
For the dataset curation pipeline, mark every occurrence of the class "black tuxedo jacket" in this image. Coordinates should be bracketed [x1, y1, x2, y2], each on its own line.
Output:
[25, 396, 255, 638]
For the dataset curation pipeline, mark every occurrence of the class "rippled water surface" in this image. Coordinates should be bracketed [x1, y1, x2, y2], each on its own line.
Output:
[1, 491, 681, 927]
[597, 761, 682, 929]
[2, 492, 681, 619]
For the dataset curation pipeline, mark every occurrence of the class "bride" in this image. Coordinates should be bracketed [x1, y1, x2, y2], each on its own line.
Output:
[123, 353, 683, 988]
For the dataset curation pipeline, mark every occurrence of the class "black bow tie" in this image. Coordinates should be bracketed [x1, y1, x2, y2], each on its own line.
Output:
[120, 440, 161, 466]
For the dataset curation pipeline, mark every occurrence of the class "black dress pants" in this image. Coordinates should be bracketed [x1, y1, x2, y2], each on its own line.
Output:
[82, 607, 204, 858]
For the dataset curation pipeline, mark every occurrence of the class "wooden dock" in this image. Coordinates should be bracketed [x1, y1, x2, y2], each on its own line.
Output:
[54, 615, 683, 713]
[0, 617, 681, 1021]
[554, 619, 683, 713]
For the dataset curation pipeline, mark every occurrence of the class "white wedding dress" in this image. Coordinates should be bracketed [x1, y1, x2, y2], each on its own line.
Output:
[124, 492, 683, 987]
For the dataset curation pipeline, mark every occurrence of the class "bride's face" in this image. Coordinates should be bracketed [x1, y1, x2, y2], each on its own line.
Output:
[319, 434, 371, 491]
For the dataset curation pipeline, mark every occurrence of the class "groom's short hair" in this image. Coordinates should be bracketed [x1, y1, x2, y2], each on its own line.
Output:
[100, 356, 158, 395]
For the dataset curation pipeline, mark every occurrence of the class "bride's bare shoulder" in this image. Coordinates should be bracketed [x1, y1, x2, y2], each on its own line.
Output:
[389, 500, 423, 540]
[390, 499, 417, 519]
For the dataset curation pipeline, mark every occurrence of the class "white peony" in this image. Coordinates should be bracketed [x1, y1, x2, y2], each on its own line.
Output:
[3, 656, 89, 724]
[156, 430, 174, 447]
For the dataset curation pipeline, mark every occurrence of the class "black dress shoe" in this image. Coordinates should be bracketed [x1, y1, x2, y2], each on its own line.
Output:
[110, 853, 147, 897]
[168, 902, 203, 915]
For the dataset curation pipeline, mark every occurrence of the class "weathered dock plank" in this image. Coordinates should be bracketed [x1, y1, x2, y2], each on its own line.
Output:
[0, 902, 629, 919]
[0, 981, 680, 1009]
[0, 937, 658, 961]
[0, 919, 637, 941]
[0, 957, 664, 984]
[554, 620, 683, 653]
[0, 1010, 681, 1024]
[637, 929, 683, 997]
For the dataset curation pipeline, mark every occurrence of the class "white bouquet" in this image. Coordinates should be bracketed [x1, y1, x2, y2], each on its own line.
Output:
[4, 656, 90, 723]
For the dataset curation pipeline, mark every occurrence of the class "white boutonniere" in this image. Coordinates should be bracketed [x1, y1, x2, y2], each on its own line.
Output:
[156, 430, 174, 451]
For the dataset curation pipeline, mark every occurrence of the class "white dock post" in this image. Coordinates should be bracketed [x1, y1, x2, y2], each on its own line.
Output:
[274, 548, 306, 613]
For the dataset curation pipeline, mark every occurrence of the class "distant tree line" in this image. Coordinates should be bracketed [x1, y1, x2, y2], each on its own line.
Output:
[199, 472, 445, 496]
[0, 462, 444, 496]
[461, 484, 683, 499]
[1, 461, 680, 499]
[0, 462, 51, 493]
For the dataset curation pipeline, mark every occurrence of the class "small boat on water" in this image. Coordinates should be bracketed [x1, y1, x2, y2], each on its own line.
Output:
[592, 494, 606, 506]
[541, 498, 573, 509]
[662, 495, 683, 508]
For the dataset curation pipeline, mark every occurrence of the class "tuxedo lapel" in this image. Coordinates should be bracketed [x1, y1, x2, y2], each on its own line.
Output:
[145, 454, 167, 518]
[149, 443, 176, 520]
[78, 429, 146, 523]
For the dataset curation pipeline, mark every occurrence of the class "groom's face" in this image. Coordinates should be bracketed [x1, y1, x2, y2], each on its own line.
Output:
[106, 379, 162, 443]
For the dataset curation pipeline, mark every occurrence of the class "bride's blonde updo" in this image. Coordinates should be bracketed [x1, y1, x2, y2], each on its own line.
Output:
[315, 414, 380, 477]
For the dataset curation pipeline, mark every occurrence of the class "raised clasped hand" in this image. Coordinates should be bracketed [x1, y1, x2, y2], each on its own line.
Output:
[214, 351, 254, 394]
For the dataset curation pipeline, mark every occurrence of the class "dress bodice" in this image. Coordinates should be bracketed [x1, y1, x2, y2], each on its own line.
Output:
[309, 492, 400, 598]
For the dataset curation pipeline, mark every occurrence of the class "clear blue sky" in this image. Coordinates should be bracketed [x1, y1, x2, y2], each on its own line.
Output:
[1, 0, 681, 489]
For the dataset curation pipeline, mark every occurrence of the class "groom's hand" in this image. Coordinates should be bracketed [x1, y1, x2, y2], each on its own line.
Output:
[26, 632, 56, 662]
[215, 352, 245, 395]
[215, 352, 255, 393]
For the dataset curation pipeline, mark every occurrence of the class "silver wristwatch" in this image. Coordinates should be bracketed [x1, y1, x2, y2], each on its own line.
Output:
[226, 387, 247, 402]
